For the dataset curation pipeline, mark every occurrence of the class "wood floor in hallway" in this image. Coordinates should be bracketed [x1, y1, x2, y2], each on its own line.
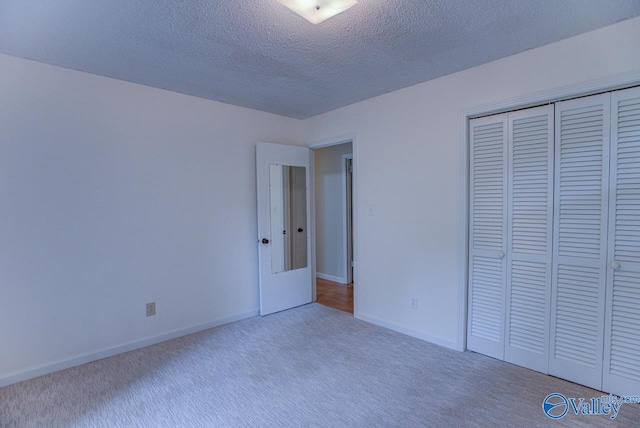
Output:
[316, 278, 353, 314]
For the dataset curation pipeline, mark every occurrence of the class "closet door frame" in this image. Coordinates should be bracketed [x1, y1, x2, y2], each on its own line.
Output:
[461, 71, 640, 354]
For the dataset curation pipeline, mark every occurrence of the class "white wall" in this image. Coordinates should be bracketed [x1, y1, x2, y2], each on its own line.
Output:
[2, 16, 639, 387]
[303, 17, 640, 349]
[314, 143, 352, 282]
[0, 53, 302, 385]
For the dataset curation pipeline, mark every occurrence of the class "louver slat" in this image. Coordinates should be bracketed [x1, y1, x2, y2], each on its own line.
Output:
[472, 123, 505, 251]
[614, 98, 640, 262]
[604, 88, 640, 396]
[508, 260, 547, 354]
[554, 265, 601, 367]
[609, 271, 640, 383]
[470, 256, 503, 341]
[468, 115, 507, 360]
[556, 104, 604, 260]
[511, 113, 550, 254]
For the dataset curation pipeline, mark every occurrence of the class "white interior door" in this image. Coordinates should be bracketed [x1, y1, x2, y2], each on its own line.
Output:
[549, 93, 611, 390]
[603, 86, 640, 395]
[256, 142, 312, 316]
[504, 105, 554, 373]
[467, 114, 508, 360]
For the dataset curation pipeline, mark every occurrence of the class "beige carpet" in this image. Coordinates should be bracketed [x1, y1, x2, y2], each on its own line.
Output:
[1, 303, 639, 427]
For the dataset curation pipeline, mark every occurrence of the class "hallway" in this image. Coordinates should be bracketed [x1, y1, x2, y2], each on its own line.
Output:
[316, 278, 353, 314]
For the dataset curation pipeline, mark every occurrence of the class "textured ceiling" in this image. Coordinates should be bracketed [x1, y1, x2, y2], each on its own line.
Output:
[1, 0, 640, 119]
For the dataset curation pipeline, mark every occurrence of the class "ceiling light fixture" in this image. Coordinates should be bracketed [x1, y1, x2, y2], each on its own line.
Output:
[278, 0, 358, 24]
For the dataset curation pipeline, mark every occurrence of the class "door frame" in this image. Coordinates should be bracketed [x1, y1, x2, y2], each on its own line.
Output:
[460, 71, 640, 352]
[342, 153, 354, 285]
[308, 136, 358, 313]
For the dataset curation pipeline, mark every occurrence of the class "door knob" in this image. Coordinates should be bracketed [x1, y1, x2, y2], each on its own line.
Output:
[499, 252, 505, 259]
[261, 238, 270, 244]
[298, 228, 304, 232]
[610, 261, 621, 270]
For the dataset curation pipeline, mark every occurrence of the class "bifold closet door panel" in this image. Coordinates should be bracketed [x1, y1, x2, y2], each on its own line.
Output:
[504, 105, 554, 373]
[603, 86, 640, 396]
[549, 93, 611, 391]
[468, 114, 508, 360]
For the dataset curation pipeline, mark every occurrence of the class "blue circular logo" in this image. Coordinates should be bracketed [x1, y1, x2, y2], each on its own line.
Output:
[543, 393, 569, 419]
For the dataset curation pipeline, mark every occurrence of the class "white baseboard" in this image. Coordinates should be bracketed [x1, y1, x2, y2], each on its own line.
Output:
[316, 272, 347, 284]
[355, 312, 461, 351]
[0, 309, 259, 388]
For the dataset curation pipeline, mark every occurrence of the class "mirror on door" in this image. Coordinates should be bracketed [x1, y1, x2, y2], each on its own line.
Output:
[269, 164, 307, 273]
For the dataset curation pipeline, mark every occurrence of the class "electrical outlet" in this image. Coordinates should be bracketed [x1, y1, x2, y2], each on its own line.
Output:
[410, 297, 418, 310]
[146, 302, 156, 317]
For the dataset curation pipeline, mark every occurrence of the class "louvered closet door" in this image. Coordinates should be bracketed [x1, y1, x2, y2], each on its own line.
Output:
[549, 94, 611, 390]
[603, 86, 640, 396]
[467, 114, 508, 359]
[504, 106, 554, 373]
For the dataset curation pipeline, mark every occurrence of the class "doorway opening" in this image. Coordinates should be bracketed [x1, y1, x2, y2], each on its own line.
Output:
[313, 141, 354, 314]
